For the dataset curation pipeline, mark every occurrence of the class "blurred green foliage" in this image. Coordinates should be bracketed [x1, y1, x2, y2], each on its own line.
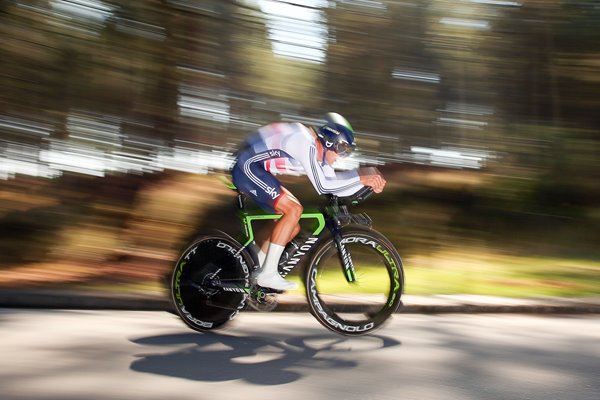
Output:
[0, 1, 598, 296]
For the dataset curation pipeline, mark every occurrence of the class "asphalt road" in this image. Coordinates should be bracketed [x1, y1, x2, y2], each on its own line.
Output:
[1, 309, 598, 400]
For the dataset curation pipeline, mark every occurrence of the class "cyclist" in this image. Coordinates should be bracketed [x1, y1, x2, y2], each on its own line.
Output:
[231, 112, 386, 291]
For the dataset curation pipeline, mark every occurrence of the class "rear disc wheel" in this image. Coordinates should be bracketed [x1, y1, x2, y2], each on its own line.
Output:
[171, 234, 251, 332]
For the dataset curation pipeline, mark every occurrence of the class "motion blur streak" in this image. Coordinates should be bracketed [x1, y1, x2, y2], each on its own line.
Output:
[0, 1, 598, 299]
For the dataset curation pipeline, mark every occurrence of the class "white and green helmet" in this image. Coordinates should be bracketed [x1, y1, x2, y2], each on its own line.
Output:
[317, 112, 356, 157]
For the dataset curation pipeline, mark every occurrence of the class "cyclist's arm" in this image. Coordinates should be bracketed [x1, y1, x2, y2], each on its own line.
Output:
[358, 167, 386, 193]
[283, 130, 364, 196]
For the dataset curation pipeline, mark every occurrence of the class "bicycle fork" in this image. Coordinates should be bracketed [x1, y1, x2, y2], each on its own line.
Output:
[328, 217, 357, 283]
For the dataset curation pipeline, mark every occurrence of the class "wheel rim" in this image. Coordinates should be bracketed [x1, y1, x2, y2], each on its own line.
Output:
[307, 233, 402, 333]
[173, 237, 248, 327]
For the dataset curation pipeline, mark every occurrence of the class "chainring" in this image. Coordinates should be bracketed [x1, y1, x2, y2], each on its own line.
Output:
[246, 284, 281, 312]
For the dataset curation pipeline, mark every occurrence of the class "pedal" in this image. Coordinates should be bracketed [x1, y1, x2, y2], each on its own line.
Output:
[247, 284, 279, 312]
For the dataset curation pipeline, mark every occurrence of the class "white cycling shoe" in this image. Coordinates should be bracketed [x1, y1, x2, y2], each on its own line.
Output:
[256, 272, 298, 291]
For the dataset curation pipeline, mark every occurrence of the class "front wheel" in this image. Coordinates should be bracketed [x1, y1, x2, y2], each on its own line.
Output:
[304, 226, 404, 336]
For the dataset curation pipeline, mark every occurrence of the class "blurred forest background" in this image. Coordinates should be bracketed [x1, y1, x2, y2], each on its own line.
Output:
[0, 0, 598, 299]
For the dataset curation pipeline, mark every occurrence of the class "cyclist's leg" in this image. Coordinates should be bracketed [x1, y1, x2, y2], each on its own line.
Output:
[257, 189, 301, 290]
[271, 187, 302, 245]
[231, 151, 283, 212]
[254, 220, 275, 266]
[256, 201, 301, 266]
[231, 154, 299, 290]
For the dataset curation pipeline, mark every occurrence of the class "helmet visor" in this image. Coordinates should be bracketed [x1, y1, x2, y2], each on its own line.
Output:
[335, 141, 355, 157]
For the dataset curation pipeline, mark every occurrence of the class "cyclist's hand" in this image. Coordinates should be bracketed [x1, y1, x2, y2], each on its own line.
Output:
[358, 167, 386, 193]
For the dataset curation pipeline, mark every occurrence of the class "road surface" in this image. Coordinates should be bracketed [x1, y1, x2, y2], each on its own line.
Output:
[0, 309, 598, 400]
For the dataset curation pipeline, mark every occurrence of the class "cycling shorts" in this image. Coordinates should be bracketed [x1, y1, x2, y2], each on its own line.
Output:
[231, 148, 283, 212]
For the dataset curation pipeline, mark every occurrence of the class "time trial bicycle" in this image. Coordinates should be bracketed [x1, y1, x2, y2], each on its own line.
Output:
[170, 181, 404, 336]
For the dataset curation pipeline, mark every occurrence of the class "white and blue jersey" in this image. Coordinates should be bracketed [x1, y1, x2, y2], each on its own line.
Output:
[231, 122, 363, 211]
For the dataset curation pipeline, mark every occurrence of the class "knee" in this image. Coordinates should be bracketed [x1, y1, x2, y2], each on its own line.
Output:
[288, 202, 303, 220]
[280, 201, 302, 221]
[275, 191, 303, 220]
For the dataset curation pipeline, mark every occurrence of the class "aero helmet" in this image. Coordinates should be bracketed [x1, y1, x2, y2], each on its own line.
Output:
[317, 112, 356, 157]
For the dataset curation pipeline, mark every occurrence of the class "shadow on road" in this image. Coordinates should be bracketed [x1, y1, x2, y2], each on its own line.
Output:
[129, 332, 401, 385]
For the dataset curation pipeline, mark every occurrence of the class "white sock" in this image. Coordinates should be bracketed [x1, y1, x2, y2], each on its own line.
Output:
[257, 243, 298, 290]
[261, 243, 285, 275]
[257, 249, 267, 267]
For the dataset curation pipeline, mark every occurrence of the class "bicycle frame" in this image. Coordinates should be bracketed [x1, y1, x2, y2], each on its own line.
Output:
[238, 212, 326, 249]
[233, 192, 359, 284]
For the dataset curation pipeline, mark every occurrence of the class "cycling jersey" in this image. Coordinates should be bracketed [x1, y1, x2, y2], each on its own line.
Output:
[231, 122, 363, 211]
